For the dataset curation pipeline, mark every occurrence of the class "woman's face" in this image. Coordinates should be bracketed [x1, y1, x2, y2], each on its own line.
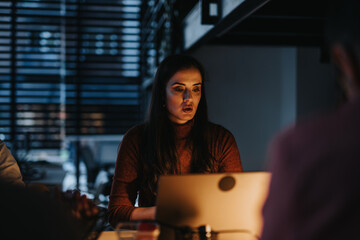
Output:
[165, 68, 202, 124]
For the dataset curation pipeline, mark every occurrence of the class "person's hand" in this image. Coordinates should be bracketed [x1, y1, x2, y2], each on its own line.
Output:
[63, 189, 99, 219]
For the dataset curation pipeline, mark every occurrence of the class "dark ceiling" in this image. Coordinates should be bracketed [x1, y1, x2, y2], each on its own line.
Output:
[175, 0, 331, 52]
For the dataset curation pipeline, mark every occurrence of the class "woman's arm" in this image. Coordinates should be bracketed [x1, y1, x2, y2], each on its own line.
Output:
[130, 206, 157, 220]
[214, 125, 243, 172]
[108, 126, 144, 226]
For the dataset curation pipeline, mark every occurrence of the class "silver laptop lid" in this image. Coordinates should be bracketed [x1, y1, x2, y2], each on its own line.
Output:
[155, 172, 271, 240]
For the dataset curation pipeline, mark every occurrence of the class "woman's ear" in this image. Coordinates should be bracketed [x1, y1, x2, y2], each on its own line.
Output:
[331, 44, 360, 99]
[331, 44, 355, 81]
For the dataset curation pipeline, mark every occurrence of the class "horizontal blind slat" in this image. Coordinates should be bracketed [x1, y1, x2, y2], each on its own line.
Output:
[0, 0, 142, 150]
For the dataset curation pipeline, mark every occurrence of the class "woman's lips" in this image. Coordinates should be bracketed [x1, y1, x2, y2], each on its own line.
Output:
[182, 106, 193, 113]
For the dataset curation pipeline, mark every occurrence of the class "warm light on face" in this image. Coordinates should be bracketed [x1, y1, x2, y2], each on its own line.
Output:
[165, 68, 202, 124]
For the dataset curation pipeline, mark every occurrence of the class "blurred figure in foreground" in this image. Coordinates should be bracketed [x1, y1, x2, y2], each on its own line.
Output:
[0, 180, 81, 240]
[0, 140, 24, 186]
[0, 140, 101, 239]
[262, 1, 360, 239]
[0, 182, 102, 239]
[0, 139, 99, 221]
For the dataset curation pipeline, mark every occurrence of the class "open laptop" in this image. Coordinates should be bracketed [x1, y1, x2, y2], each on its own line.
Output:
[155, 172, 271, 240]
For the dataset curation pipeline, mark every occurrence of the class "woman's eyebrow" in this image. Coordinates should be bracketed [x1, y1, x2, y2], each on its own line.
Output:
[170, 82, 185, 86]
[170, 82, 202, 86]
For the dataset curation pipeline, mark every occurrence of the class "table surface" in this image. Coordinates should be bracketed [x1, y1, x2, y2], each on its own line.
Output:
[98, 231, 117, 240]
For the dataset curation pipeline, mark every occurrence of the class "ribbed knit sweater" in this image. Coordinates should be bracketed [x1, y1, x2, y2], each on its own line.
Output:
[108, 120, 243, 226]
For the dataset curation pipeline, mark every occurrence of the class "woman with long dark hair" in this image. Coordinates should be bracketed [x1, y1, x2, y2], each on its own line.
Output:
[108, 55, 243, 225]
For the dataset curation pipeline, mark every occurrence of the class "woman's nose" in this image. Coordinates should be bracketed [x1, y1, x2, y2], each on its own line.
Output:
[183, 89, 192, 101]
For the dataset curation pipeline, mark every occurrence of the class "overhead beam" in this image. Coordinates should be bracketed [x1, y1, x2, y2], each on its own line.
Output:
[183, 0, 270, 52]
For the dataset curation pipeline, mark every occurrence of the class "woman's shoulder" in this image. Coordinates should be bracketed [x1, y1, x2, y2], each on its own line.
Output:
[122, 123, 146, 142]
[125, 123, 145, 135]
[207, 122, 234, 136]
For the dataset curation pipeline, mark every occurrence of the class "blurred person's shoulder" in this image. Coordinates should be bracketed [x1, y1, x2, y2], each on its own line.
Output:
[0, 140, 25, 186]
[280, 99, 360, 145]
[268, 99, 360, 170]
[0, 140, 13, 163]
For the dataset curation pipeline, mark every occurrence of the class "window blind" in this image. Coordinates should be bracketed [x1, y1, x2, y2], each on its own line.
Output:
[0, 0, 142, 152]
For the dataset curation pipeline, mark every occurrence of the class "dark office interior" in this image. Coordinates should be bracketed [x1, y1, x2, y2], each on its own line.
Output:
[0, 0, 342, 237]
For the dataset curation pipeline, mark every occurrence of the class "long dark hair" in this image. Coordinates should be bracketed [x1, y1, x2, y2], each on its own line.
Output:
[140, 55, 214, 201]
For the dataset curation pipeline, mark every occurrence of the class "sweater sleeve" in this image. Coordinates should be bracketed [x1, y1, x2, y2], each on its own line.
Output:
[0, 141, 25, 186]
[213, 125, 243, 172]
[108, 126, 141, 226]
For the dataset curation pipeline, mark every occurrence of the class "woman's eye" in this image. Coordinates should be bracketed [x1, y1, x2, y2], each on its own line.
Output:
[174, 87, 183, 92]
[193, 87, 201, 92]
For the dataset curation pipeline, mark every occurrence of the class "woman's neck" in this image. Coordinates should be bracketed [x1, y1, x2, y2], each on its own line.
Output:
[172, 119, 194, 139]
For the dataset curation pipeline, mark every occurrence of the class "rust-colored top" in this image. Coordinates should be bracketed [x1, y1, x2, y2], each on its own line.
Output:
[108, 121, 243, 226]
